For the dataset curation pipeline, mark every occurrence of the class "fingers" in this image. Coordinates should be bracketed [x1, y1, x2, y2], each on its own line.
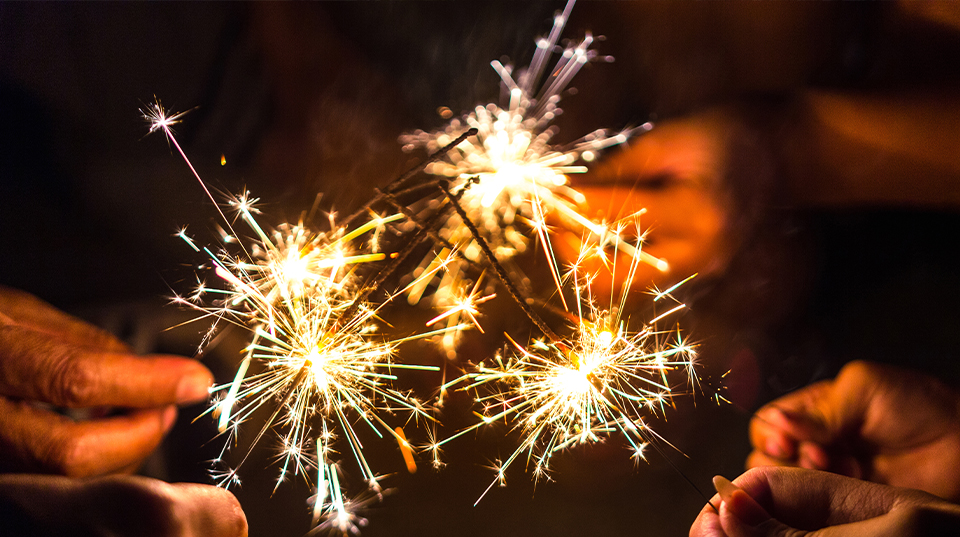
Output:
[585, 114, 727, 193]
[748, 382, 839, 469]
[0, 397, 177, 477]
[0, 474, 247, 537]
[748, 399, 868, 479]
[552, 184, 730, 300]
[582, 184, 730, 262]
[712, 475, 781, 537]
[0, 322, 212, 408]
[748, 444, 843, 476]
[0, 285, 130, 353]
[690, 478, 781, 537]
[747, 442, 834, 472]
[553, 114, 737, 293]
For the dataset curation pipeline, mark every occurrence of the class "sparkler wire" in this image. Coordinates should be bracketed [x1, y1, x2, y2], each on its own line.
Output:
[437, 178, 560, 343]
[338, 193, 464, 327]
[645, 436, 720, 514]
[342, 127, 479, 228]
[383, 179, 448, 200]
[376, 189, 463, 256]
[382, 127, 480, 195]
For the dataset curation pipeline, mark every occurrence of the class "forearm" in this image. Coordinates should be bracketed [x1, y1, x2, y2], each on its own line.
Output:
[781, 88, 960, 208]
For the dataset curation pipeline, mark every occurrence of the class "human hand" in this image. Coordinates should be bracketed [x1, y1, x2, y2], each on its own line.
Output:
[555, 109, 741, 297]
[690, 466, 960, 537]
[749, 360, 960, 502]
[0, 473, 246, 537]
[0, 285, 213, 477]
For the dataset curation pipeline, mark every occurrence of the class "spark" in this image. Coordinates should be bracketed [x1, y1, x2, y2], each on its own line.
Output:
[309, 460, 374, 537]
[424, 275, 495, 333]
[141, 97, 191, 135]
[142, 98, 230, 226]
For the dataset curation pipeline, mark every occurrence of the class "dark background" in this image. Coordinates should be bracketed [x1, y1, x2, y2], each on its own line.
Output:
[3, 2, 960, 536]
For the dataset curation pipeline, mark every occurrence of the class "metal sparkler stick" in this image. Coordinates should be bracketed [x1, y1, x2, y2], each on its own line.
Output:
[376, 189, 464, 257]
[437, 178, 560, 343]
[339, 197, 460, 327]
[342, 128, 478, 228]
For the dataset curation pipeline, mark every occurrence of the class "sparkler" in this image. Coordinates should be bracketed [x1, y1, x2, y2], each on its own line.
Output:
[427, 176, 718, 510]
[309, 460, 374, 537]
[143, 0, 715, 525]
[182, 191, 454, 496]
[399, 0, 666, 357]
[145, 100, 468, 533]
[432, 208, 699, 503]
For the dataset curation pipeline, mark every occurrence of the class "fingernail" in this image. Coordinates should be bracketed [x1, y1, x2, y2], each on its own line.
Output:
[161, 406, 178, 429]
[176, 371, 213, 404]
[713, 475, 739, 501]
[713, 475, 771, 527]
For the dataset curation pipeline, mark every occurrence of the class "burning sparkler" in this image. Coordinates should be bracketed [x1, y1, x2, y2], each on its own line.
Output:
[145, 99, 467, 533]
[142, 0, 710, 523]
[399, 0, 665, 358]
[432, 222, 698, 503]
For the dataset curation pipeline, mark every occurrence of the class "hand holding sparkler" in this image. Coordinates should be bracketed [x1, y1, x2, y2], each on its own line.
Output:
[0, 286, 241, 535]
[748, 361, 960, 503]
[691, 467, 960, 537]
[0, 285, 213, 477]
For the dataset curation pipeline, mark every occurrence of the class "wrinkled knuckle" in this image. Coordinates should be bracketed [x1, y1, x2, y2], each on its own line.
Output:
[741, 465, 766, 478]
[752, 464, 792, 485]
[48, 350, 97, 407]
